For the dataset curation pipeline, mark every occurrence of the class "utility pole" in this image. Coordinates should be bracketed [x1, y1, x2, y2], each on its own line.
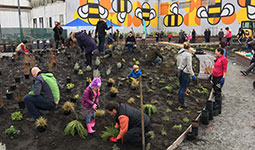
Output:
[18, 0, 24, 41]
[157, 0, 160, 31]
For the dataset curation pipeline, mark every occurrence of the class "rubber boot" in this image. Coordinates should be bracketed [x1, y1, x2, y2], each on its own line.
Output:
[91, 119, 95, 127]
[87, 123, 95, 134]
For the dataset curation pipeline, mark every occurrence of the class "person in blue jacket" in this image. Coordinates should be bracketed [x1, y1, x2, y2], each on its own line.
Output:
[128, 65, 142, 81]
[71, 31, 97, 66]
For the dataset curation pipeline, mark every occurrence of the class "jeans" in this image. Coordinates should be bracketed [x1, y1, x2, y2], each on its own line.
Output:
[226, 38, 231, 46]
[178, 72, 190, 104]
[55, 37, 64, 49]
[98, 35, 106, 53]
[85, 51, 92, 66]
[238, 36, 242, 44]
[127, 43, 136, 52]
[212, 76, 223, 98]
[86, 112, 95, 123]
[244, 63, 255, 75]
[24, 94, 56, 119]
[152, 57, 162, 65]
[168, 38, 171, 42]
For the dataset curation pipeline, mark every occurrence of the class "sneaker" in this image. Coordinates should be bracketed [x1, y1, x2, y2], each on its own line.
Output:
[240, 71, 247, 76]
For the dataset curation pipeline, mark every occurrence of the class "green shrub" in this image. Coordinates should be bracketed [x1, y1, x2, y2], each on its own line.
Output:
[143, 104, 157, 117]
[64, 120, 88, 139]
[3, 125, 20, 135]
[11, 111, 23, 121]
[101, 125, 119, 142]
[162, 116, 169, 122]
[172, 124, 182, 131]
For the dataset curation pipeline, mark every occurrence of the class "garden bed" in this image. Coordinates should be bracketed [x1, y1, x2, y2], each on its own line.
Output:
[0, 44, 211, 150]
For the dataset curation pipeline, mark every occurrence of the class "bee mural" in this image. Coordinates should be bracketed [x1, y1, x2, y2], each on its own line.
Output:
[77, 0, 109, 25]
[163, 2, 183, 27]
[238, 0, 255, 20]
[134, 2, 157, 27]
[196, 0, 235, 25]
[112, 0, 133, 23]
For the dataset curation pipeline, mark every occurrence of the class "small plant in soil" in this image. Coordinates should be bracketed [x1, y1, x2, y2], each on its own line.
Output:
[116, 62, 122, 69]
[35, 117, 47, 132]
[162, 116, 170, 122]
[133, 58, 136, 62]
[143, 104, 157, 117]
[106, 67, 112, 76]
[95, 56, 101, 66]
[78, 69, 83, 75]
[161, 86, 173, 92]
[74, 62, 80, 70]
[101, 125, 120, 142]
[186, 110, 191, 114]
[146, 131, 155, 140]
[122, 58, 126, 63]
[86, 65, 92, 72]
[183, 117, 190, 123]
[135, 61, 140, 65]
[3, 125, 20, 135]
[168, 77, 175, 82]
[176, 106, 183, 111]
[150, 99, 158, 104]
[93, 69, 101, 78]
[62, 101, 75, 115]
[66, 83, 75, 89]
[159, 80, 166, 84]
[95, 109, 105, 116]
[146, 86, 154, 93]
[172, 124, 183, 131]
[161, 129, 167, 136]
[110, 87, 119, 97]
[107, 78, 115, 86]
[74, 94, 79, 99]
[112, 144, 120, 150]
[128, 97, 135, 104]
[167, 100, 173, 106]
[166, 108, 172, 113]
[11, 111, 23, 121]
[64, 120, 88, 139]
[131, 80, 139, 90]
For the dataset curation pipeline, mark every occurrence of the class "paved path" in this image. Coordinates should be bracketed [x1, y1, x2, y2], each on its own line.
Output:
[177, 58, 255, 150]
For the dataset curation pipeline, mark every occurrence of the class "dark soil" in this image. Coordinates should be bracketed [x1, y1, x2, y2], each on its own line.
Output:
[0, 44, 211, 150]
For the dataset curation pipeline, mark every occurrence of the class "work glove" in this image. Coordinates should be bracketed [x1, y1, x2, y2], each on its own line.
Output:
[92, 104, 97, 110]
[109, 137, 120, 143]
[220, 78, 225, 84]
[192, 75, 196, 81]
[110, 24, 113, 28]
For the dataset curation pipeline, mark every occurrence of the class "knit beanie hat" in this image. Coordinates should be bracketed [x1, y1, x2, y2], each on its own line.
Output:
[90, 78, 101, 88]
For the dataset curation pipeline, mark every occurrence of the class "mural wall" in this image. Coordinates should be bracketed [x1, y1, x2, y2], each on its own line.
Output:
[66, 0, 255, 35]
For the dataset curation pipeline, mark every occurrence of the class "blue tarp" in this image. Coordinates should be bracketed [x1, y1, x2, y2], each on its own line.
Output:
[106, 20, 122, 28]
[63, 18, 95, 27]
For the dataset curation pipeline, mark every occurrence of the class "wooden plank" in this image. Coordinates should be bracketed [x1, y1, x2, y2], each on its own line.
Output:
[159, 42, 196, 53]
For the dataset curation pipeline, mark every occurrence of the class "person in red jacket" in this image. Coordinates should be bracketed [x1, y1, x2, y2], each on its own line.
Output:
[16, 40, 29, 55]
[210, 48, 228, 98]
[168, 33, 172, 42]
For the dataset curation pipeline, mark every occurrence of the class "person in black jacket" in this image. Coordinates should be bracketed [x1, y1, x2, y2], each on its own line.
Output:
[95, 18, 112, 54]
[237, 28, 245, 45]
[105, 102, 150, 146]
[126, 32, 136, 52]
[53, 22, 64, 49]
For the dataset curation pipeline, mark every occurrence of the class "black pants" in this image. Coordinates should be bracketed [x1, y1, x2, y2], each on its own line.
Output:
[85, 51, 92, 66]
[212, 76, 223, 97]
[55, 37, 64, 49]
[124, 125, 150, 146]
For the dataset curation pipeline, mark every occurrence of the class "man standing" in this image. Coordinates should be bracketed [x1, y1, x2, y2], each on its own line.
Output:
[126, 32, 136, 52]
[53, 22, 64, 50]
[191, 29, 196, 43]
[237, 28, 245, 45]
[218, 28, 224, 42]
[24, 67, 60, 120]
[95, 19, 112, 54]
[105, 102, 150, 146]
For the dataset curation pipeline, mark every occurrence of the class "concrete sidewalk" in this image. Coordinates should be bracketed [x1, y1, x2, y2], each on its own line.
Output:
[177, 58, 255, 150]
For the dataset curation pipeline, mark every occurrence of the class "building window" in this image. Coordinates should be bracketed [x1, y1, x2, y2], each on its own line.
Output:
[179, 1, 191, 9]
[59, 14, 64, 24]
[39, 17, 44, 28]
[33, 18, 37, 28]
[49, 17, 52, 28]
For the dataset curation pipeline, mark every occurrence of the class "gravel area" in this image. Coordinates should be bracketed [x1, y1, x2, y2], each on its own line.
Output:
[177, 58, 255, 150]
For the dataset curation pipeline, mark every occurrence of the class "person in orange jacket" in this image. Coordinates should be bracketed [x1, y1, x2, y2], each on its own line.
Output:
[105, 102, 150, 146]
[16, 40, 29, 55]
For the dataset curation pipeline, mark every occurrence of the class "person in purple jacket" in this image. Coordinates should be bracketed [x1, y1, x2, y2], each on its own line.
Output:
[71, 31, 97, 66]
[81, 78, 101, 134]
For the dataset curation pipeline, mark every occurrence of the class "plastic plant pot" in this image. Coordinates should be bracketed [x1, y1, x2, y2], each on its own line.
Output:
[18, 102, 25, 109]
[107, 83, 113, 87]
[15, 77, 21, 83]
[67, 55, 71, 60]
[24, 74, 30, 79]
[6, 92, 13, 100]
[186, 131, 196, 141]
[64, 110, 71, 116]
[200, 109, 209, 125]
[70, 98, 77, 103]
[205, 100, 213, 111]
[192, 120, 199, 136]
[74, 69, 78, 75]
[110, 92, 117, 98]
[37, 126, 47, 133]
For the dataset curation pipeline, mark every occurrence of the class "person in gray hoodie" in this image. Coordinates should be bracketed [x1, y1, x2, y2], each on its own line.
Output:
[177, 42, 196, 108]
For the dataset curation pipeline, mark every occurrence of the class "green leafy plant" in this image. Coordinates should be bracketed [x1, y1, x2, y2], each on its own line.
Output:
[95, 57, 101, 66]
[172, 124, 183, 131]
[143, 104, 157, 117]
[101, 125, 120, 142]
[166, 108, 172, 113]
[159, 80, 166, 84]
[128, 97, 135, 104]
[183, 117, 190, 123]
[62, 101, 75, 112]
[35, 117, 47, 127]
[74, 94, 79, 99]
[167, 100, 173, 106]
[122, 58, 126, 63]
[86, 77, 92, 83]
[161, 129, 167, 136]
[135, 61, 140, 65]
[146, 131, 155, 140]
[66, 83, 75, 89]
[131, 80, 139, 89]
[95, 109, 105, 116]
[162, 116, 169, 122]
[133, 58, 136, 62]
[86, 65, 92, 72]
[93, 69, 101, 78]
[78, 69, 83, 75]
[168, 77, 175, 82]
[112, 144, 120, 150]
[0, 142, 6, 150]
[161, 86, 173, 92]
[111, 87, 119, 94]
[74, 62, 80, 70]
[150, 99, 158, 104]
[108, 78, 115, 84]
[11, 111, 23, 121]
[3, 125, 20, 135]
[117, 62, 122, 69]
[186, 110, 191, 114]
[64, 120, 88, 139]
[176, 106, 183, 111]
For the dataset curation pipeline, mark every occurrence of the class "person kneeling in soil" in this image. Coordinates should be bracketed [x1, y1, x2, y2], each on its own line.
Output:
[24, 67, 60, 121]
[105, 102, 150, 146]
[241, 50, 255, 76]
[126, 32, 136, 52]
[81, 78, 101, 134]
[16, 40, 29, 55]
[177, 42, 196, 108]
[128, 65, 142, 81]
[71, 32, 97, 66]
[147, 47, 163, 65]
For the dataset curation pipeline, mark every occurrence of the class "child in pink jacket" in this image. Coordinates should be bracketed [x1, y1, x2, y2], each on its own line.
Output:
[225, 27, 232, 46]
